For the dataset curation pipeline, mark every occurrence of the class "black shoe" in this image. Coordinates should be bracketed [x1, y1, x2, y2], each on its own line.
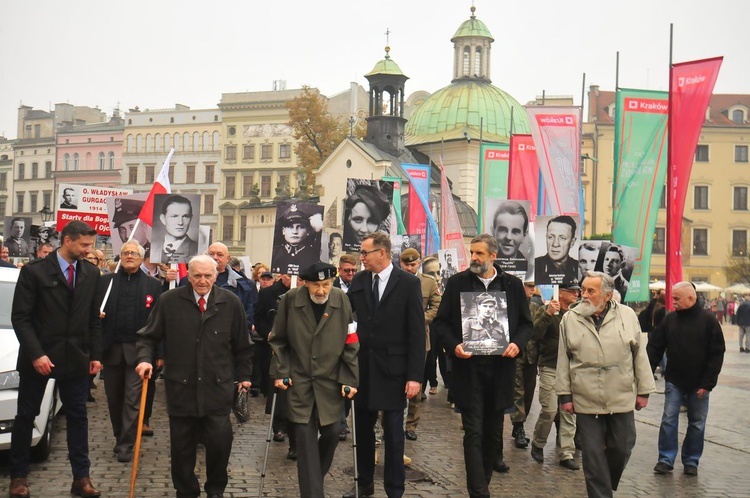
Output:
[249, 387, 260, 397]
[207, 494, 224, 498]
[287, 449, 297, 460]
[405, 430, 418, 441]
[493, 459, 510, 473]
[342, 483, 375, 498]
[653, 462, 674, 474]
[684, 465, 698, 476]
[420, 392, 427, 401]
[559, 459, 579, 470]
[87, 393, 96, 402]
[273, 430, 285, 442]
[116, 451, 132, 463]
[530, 445, 544, 463]
[339, 430, 348, 441]
[513, 428, 529, 449]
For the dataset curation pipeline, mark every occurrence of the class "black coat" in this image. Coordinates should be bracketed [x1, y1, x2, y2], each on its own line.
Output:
[253, 279, 290, 340]
[347, 265, 425, 411]
[433, 264, 532, 411]
[11, 251, 102, 378]
[136, 284, 253, 417]
[99, 268, 163, 363]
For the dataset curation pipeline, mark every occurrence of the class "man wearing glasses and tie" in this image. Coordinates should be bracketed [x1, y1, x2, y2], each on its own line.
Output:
[343, 232, 425, 498]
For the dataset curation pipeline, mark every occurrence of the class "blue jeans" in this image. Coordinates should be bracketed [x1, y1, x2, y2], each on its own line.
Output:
[658, 381, 709, 467]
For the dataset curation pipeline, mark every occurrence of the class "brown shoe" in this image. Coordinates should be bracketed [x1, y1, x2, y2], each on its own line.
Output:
[142, 424, 154, 436]
[9, 477, 30, 498]
[71, 477, 101, 497]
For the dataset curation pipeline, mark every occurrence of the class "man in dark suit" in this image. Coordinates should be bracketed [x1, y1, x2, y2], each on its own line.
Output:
[344, 232, 425, 498]
[9, 220, 102, 498]
[433, 234, 532, 498]
[99, 241, 163, 463]
[158, 195, 199, 264]
[136, 255, 253, 498]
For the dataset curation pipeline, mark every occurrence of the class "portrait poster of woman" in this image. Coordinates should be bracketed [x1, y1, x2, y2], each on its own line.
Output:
[343, 178, 394, 252]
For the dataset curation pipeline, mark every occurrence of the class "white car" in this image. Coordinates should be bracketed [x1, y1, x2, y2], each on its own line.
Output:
[0, 266, 61, 461]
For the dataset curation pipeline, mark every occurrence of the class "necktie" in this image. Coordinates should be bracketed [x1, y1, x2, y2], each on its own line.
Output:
[66, 264, 75, 289]
[372, 274, 380, 309]
[198, 296, 206, 314]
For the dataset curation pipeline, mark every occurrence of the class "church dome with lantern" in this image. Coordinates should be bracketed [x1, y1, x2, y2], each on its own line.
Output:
[405, 6, 529, 146]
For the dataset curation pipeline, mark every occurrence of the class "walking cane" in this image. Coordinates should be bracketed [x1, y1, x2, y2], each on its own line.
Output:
[129, 376, 149, 498]
[258, 378, 289, 498]
[344, 387, 359, 498]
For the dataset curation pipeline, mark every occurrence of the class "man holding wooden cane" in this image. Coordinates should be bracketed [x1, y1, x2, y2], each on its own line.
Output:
[136, 255, 253, 498]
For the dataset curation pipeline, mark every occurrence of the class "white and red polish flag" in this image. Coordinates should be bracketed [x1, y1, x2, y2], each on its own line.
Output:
[439, 157, 468, 271]
[138, 148, 174, 226]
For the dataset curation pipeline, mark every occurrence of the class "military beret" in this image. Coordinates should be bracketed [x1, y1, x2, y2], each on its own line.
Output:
[112, 199, 142, 227]
[475, 292, 497, 306]
[300, 262, 337, 282]
[400, 248, 421, 263]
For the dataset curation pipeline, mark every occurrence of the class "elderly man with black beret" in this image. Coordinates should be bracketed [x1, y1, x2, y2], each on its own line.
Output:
[270, 262, 359, 498]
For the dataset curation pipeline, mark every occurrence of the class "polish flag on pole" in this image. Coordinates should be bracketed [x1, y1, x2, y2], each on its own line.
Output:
[439, 156, 469, 271]
[138, 148, 174, 226]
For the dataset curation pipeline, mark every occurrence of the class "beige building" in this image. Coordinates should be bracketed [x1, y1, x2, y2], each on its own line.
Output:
[217, 85, 368, 259]
[122, 105, 222, 240]
[583, 86, 750, 287]
[12, 104, 106, 227]
[0, 138, 14, 232]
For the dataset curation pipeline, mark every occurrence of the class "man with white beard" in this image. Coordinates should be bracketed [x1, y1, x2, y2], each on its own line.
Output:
[556, 271, 655, 498]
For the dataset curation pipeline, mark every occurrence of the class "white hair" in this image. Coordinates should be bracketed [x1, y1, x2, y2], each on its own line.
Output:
[585, 270, 615, 295]
[188, 254, 218, 275]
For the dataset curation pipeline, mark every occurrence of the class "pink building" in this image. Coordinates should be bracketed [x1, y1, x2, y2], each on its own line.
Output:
[55, 110, 125, 196]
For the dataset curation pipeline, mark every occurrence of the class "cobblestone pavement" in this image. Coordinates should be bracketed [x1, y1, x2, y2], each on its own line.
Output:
[1, 323, 749, 497]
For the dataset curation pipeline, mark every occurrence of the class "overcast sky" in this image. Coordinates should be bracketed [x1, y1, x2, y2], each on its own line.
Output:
[1, 0, 747, 139]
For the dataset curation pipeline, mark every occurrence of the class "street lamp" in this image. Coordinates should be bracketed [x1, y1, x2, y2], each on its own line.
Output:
[39, 206, 54, 223]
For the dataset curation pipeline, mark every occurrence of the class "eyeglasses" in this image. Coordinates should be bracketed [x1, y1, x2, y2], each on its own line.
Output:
[359, 248, 381, 257]
[340, 268, 357, 273]
[121, 250, 140, 258]
[86, 257, 99, 263]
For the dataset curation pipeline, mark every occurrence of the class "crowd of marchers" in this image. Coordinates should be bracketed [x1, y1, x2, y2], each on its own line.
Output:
[3, 225, 733, 498]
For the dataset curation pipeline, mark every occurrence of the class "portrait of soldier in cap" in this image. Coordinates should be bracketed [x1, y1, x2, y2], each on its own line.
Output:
[460, 291, 510, 355]
[107, 195, 152, 258]
[270, 201, 324, 276]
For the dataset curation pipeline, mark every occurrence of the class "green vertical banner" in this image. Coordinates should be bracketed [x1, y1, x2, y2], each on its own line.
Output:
[382, 176, 406, 235]
[478, 143, 509, 232]
[613, 88, 668, 301]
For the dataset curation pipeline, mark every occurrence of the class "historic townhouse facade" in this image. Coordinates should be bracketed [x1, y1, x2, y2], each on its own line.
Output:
[12, 104, 106, 226]
[122, 105, 221, 240]
[0, 138, 14, 232]
[582, 86, 750, 287]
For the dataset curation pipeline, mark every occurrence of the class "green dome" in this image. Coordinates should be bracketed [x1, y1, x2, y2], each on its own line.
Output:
[452, 9, 494, 41]
[365, 51, 407, 78]
[405, 80, 530, 146]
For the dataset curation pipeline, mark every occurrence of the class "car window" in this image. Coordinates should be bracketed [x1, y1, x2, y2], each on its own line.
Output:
[0, 282, 13, 328]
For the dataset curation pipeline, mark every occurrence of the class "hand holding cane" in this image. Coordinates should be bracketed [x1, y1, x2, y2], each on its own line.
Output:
[129, 367, 151, 498]
[259, 377, 289, 498]
[344, 386, 359, 498]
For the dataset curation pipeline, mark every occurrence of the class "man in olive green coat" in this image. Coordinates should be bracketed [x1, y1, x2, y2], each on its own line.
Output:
[270, 262, 359, 498]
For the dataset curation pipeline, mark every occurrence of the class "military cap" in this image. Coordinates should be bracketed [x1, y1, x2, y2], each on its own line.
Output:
[300, 262, 337, 282]
[112, 198, 142, 227]
[559, 283, 581, 291]
[400, 248, 421, 263]
[259, 271, 274, 279]
[475, 292, 497, 306]
[278, 203, 311, 227]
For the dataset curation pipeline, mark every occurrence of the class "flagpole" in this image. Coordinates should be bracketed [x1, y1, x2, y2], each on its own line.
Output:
[665, 23, 674, 309]
[615, 51, 620, 92]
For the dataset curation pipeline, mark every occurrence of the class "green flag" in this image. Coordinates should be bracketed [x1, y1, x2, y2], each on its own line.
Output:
[478, 143, 509, 232]
[613, 89, 668, 301]
[382, 176, 406, 235]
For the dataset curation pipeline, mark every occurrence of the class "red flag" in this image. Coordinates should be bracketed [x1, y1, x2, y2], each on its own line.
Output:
[439, 157, 468, 271]
[525, 106, 581, 218]
[138, 149, 174, 226]
[666, 57, 722, 304]
[508, 134, 540, 221]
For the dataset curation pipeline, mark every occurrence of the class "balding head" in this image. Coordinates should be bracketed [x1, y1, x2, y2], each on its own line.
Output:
[672, 281, 697, 311]
[207, 242, 230, 273]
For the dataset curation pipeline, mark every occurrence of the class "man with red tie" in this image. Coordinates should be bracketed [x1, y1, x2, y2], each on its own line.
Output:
[136, 254, 253, 498]
[10, 220, 102, 498]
